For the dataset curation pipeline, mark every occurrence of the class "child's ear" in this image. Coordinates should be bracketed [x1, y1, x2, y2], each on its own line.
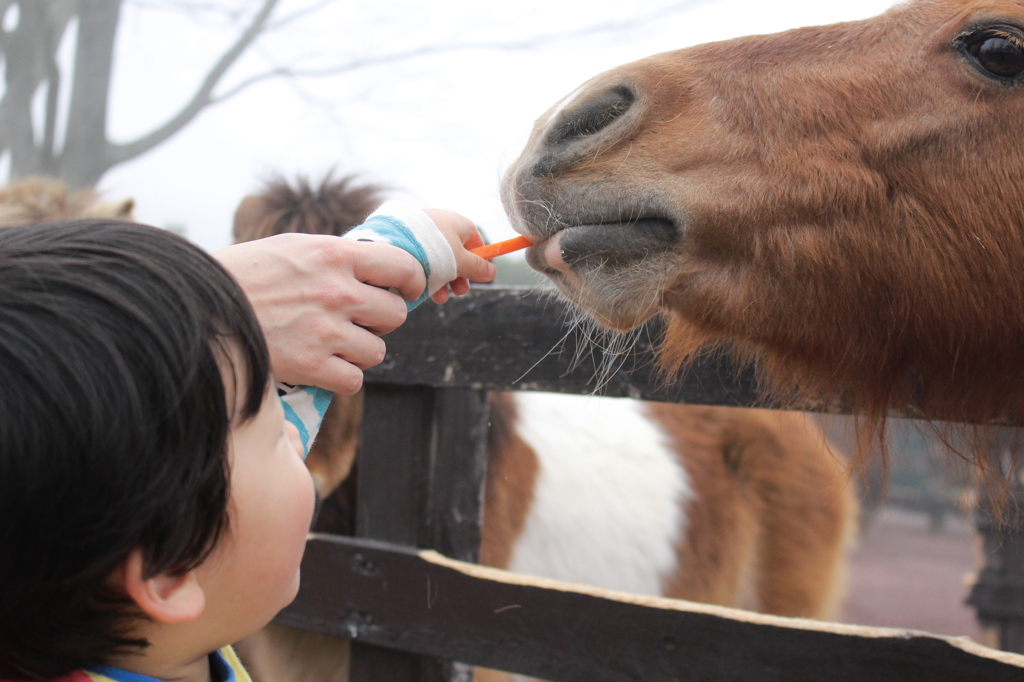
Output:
[119, 548, 206, 624]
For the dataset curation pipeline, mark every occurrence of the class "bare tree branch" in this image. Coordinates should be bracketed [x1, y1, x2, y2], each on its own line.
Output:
[0, 0, 75, 93]
[40, 6, 61, 172]
[1, 0, 84, 178]
[106, 0, 280, 166]
[4, 0, 79, 58]
[211, 0, 712, 105]
[2, 1, 70, 177]
[126, 0, 245, 22]
[50, 0, 78, 32]
[262, 0, 335, 33]
[1, 0, 711, 187]
[61, 0, 124, 187]
[0, 0, 16, 152]
[0, 0, 15, 57]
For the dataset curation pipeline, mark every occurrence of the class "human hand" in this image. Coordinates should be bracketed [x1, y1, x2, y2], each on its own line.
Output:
[423, 208, 497, 304]
[215, 233, 425, 395]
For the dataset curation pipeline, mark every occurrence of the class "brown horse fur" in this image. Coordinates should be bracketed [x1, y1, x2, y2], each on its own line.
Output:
[0, 176, 134, 226]
[652, 405, 853, 617]
[230, 175, 856, 682]
[503, 0, 1024, 481]
[233, 173, 385, 243]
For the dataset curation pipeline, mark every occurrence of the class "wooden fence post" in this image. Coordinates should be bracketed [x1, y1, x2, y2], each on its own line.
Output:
[968, 428, 1024, 653]
[348, 384, 490, 682]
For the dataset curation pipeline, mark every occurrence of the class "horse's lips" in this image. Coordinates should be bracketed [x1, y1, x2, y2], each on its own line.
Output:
[527, 219, 679, 275]
[525, 232, 580, 289]
[535, 233, 569, 272]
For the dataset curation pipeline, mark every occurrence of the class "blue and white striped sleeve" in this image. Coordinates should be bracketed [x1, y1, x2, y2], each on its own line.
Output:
[346, 201, 457, 309]
[278, 200, 457, 457]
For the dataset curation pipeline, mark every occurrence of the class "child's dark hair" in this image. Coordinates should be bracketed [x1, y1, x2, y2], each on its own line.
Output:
[0, 220, 270, 679]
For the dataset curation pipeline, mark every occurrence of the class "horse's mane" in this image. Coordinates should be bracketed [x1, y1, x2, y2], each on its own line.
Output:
[233, 174, 386, 243]
[0, 177, 134, 226]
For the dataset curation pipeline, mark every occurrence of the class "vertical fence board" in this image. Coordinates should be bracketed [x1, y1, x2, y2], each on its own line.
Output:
[968, 429, 1024, 654]
[423, 388, 490, 563]
[348, 384, 489, 682]
[351, 384, 436, 682]
[348, 644, 421, 682]
[355, 385, 434, 545]
[421, 388, 490, 682]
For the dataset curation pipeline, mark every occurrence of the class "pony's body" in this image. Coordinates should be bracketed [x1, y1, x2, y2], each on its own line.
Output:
[503, 0, 1024, 443]
[230, 177, 856, 682]
[486, 393, 853, 618]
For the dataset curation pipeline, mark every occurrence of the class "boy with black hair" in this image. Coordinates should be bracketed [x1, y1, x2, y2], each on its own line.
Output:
[0, 206, 493, 681]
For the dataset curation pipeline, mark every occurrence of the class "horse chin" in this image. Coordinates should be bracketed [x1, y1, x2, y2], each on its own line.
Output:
[521, 215, 681, 331]
[527, 240, 674, 332]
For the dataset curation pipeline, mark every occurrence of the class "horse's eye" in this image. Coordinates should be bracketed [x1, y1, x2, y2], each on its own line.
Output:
[964, 29, 1024, 79]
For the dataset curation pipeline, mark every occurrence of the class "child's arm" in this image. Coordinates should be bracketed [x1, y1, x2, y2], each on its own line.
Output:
[344, 201, 495, 307]
[279, 201, 495, 455]
[422, 207, 495, 304]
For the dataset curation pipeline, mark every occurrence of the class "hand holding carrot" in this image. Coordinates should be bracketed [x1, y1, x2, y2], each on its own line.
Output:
[422, 208, 497, 303]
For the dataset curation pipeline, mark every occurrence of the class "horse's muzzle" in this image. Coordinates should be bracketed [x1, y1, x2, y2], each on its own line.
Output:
[527, 218, 679, 274]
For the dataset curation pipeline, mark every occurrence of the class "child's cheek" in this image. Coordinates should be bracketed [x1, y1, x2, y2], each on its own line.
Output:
[278, 463, 316, 601]
[242, 453, 316, 608]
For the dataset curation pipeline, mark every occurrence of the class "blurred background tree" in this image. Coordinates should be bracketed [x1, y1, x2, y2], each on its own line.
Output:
[0, 0, 285, 188]
[0, 0, 700, 191]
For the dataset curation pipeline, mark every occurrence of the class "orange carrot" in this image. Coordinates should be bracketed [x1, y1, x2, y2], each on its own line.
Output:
[470, 235, 534, 260]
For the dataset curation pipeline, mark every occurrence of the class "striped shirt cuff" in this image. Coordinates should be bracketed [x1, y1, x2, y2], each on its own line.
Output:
[278, 382, 333, 458]
[279, 201, 455, 452]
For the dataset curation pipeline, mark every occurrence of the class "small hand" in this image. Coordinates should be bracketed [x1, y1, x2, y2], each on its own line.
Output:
[423, 208, 497, 304]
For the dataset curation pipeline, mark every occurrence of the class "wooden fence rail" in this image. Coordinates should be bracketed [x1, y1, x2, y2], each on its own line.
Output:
[280, 535, 1024, 682]
[277, 285, 1024, 680]
[362, 286, 762, 406]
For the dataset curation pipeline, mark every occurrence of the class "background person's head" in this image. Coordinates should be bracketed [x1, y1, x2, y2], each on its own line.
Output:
[0, 220, 312, 679]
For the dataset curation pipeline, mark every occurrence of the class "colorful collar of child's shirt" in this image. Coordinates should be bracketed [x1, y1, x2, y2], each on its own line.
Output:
[84, 646, 250, 682]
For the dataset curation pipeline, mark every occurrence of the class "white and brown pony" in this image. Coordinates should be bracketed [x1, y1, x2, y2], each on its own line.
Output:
[503, 0, 1024, 475]
[230, 176, 856, 682]
[0, 177, 134, 226]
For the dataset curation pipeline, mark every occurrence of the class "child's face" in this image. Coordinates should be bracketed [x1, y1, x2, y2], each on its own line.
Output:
[195, 381, 316, 644]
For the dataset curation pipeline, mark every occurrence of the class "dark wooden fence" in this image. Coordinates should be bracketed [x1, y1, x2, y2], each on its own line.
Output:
[276, 285, 1024, 681]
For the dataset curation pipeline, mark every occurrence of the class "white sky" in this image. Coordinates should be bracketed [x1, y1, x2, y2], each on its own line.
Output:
[89, 0, 900, 252]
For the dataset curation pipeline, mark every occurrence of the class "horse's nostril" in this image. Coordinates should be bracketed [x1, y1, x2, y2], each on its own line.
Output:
[547, 86, 635, 146]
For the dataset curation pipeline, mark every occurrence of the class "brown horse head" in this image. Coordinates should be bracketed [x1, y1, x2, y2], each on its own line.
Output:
[504, 0, 1024, 442]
